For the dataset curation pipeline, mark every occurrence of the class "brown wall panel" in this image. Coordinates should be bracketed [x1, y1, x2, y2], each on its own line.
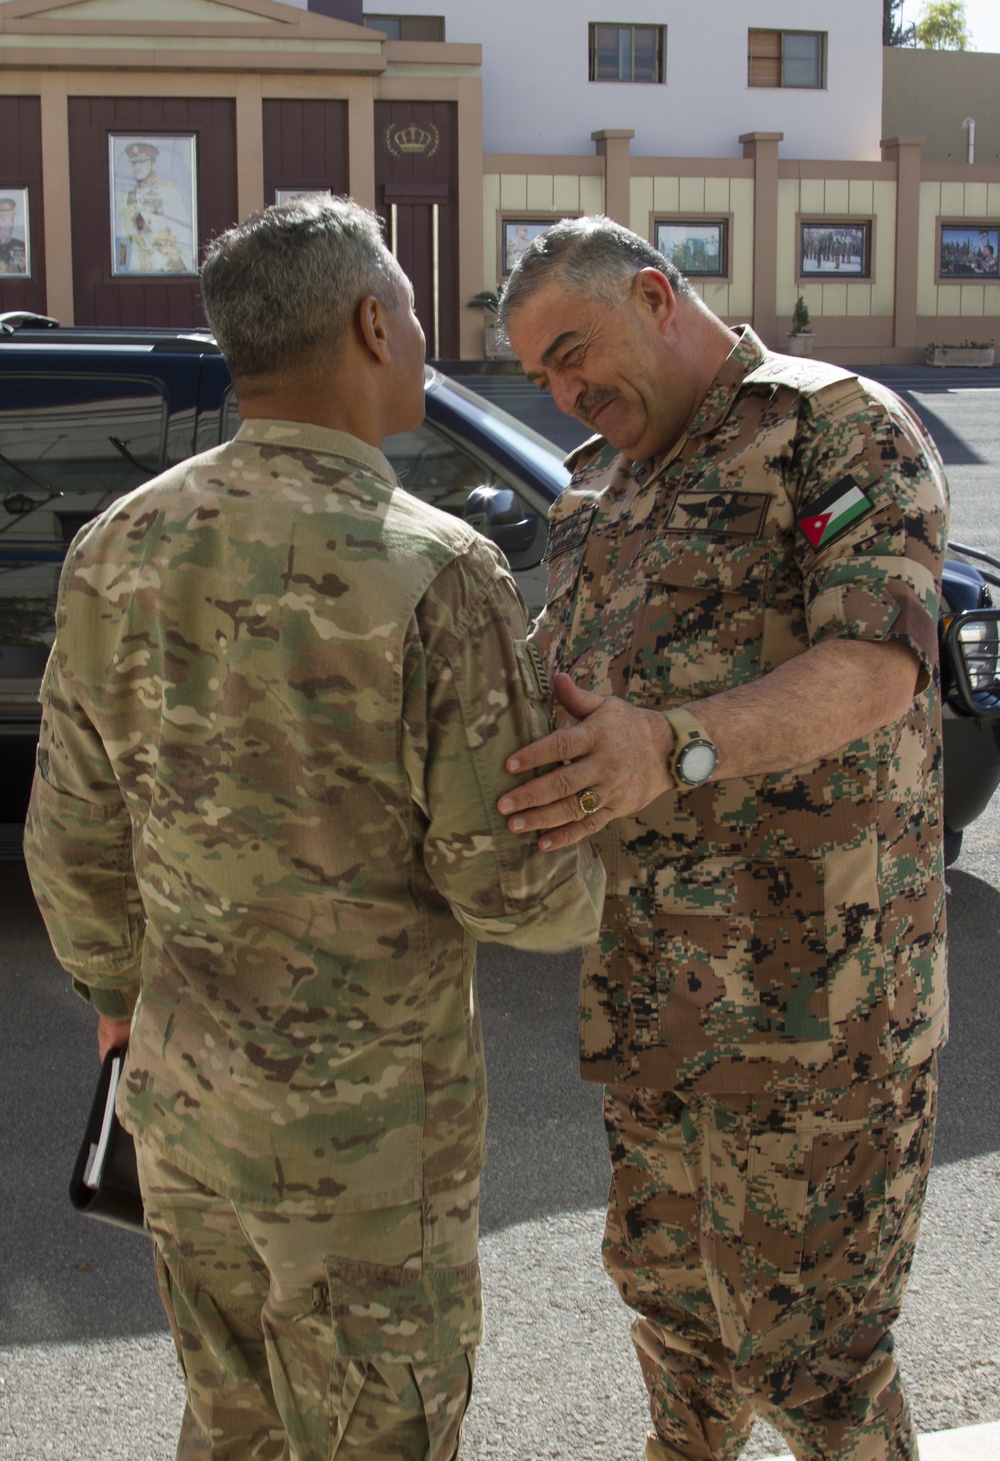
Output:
[261, 98, 349, 203]
[375, 100, 459, 359]
[67, 96, 238, 327]
[0, 96, 47, 318]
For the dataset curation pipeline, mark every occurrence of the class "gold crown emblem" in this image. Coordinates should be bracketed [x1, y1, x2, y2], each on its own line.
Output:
[384, 121, 440, 159]
[396, 124, 432, 152]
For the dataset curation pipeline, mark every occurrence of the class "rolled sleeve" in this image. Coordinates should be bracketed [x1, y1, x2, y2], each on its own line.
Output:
[793, 378, 949, 692]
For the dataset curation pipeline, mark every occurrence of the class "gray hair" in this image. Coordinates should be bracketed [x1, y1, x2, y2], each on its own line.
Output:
[200, 195, 402, 379]
[497, 215, 696, 338]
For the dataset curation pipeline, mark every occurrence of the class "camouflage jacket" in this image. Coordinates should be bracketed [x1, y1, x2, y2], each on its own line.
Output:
[25, 420, 604, 1209]
[532, 328, 949, 1093]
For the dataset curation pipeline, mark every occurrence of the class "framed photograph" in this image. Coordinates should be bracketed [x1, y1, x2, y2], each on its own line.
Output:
[110, 134, 198, 278]
[274, 188, 333, 205]
[0, 187, 31, 279]
[501, 219, 551, 275]
[938, 225, 999, 280]
[799, 221, 870, 277]
[655, 220, 726, 277]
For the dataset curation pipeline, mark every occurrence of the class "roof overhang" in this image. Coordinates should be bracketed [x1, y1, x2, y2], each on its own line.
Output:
[0, 0, 389, 73]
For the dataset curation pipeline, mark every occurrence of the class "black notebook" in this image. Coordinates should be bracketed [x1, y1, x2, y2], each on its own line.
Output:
[69, 1045, 146, 1235]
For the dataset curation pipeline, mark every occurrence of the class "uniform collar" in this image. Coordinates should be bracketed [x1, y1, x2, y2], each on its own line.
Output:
[233, 418, 397, 484]
[685, 324, 768, 438]
[628, 324, 767, 486]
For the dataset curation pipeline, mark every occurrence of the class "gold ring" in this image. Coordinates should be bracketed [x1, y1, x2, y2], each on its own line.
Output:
[577, 788, 602, 816]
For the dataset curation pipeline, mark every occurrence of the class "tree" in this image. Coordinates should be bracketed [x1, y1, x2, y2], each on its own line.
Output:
[914, 0, 970, 49]
[883, 0, 915, 45]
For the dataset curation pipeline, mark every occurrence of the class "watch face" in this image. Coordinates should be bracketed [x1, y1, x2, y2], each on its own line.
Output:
[678, 740, 717, 785]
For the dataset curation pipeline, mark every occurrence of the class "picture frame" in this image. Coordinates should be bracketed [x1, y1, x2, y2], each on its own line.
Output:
[654, 219, 727, 277]
[937, 224, 999, 281]
[109, 134, 198, 278]
[274, 188, 333, 205]
[799, 221, 871, 278]
[0, 187, 31, 279]
[501, 219, 552, 275]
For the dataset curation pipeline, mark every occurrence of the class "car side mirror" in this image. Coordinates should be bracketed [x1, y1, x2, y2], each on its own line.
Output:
[941, 608, 1000, 716]
[463, 485, 548, 571]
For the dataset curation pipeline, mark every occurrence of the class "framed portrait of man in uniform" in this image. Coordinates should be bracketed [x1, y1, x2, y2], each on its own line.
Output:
[0, 188, 31, 278]
[109, 135, 198, 278]
[501, 220, 552, 275]
[275, 188, 333, 205]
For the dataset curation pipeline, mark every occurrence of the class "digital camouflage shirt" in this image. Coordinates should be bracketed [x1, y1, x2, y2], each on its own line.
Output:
[532, 328, 949, 1094]
[25, 420, 605, 1209]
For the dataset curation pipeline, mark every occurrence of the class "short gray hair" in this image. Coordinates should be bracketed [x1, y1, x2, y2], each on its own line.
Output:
[497, 215, 695, 338]
[200, 196, 402, 379]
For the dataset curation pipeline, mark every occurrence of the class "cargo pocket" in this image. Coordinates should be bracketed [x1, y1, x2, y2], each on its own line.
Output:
[651, 855, 830, 1046]
[736, 1115, 890, 1369]
[327, 1256, 481, 1461]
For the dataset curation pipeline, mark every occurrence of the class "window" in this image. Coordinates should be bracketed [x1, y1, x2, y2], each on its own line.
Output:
[589, 23, 665, 83]
[748, 30, 825, 89]
[364, 13, 445, 41]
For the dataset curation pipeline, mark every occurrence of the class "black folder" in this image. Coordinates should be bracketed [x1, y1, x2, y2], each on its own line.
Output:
[69, 1045, 146, 1235]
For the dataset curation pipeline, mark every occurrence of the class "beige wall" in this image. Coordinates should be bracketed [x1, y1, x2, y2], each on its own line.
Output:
[918, 178, 1000, 323]
[481, 163, 604, 289]
[629, 174, 756, 321]
[475, 139, 1000, 364]
[776, 177, 898, 323]
[884, 48, 1000, 166]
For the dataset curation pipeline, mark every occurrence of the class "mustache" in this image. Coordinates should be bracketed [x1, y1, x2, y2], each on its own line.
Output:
[578, 388, 617, 421]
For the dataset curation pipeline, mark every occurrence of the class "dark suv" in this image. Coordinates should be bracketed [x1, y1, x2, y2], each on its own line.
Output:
[2, 313, 998, 864]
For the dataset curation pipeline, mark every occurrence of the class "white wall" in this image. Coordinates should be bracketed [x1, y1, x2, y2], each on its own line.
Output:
[355, 0, 883, 161]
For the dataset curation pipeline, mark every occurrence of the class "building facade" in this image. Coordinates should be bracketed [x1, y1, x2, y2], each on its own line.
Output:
[0, 0, 996, 364]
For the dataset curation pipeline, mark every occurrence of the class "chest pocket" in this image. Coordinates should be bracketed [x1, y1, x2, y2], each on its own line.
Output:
[627, 536, 770, 704]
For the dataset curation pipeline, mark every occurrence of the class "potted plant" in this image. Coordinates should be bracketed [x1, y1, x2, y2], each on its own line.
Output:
[924, 339, 995, 368]
[787, 295, 815, 357]
[468, 284, 517, 360]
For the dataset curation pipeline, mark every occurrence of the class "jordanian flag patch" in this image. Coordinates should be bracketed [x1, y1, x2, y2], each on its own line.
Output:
[796, 476, 873, 549]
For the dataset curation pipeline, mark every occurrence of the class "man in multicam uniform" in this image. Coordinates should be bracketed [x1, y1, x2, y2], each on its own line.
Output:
[494, 217, 949, 1461]
[24, 197, 604, 1461]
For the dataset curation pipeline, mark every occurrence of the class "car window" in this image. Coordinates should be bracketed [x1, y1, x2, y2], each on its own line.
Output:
[0, 374, 169, 682]
[0, 373, 167, 529]
[384, 420, 505, 513]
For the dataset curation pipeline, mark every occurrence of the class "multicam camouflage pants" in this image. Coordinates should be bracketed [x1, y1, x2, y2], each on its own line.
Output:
[136, 1147, 481, 1461]
[602, 1058, 938, 1461]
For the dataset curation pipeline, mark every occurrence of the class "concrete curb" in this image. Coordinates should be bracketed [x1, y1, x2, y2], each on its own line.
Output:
[761, 1417, 1000, 1461]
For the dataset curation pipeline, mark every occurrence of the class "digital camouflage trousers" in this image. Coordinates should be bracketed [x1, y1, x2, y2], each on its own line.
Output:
[602, 1057, 938, 1461]
[136, 1147, 481, 1461]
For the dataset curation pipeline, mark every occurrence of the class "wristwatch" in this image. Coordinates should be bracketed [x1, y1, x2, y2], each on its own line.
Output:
[664, 707, 719, 788]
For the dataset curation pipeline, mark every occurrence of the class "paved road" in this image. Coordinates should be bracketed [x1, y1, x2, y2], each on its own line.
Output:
[2, 365, 998, 1459]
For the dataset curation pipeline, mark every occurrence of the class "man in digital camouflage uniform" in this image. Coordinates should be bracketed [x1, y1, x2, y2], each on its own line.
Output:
[24, 197, 604, 1461]
[494, 217, 948, 1461]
